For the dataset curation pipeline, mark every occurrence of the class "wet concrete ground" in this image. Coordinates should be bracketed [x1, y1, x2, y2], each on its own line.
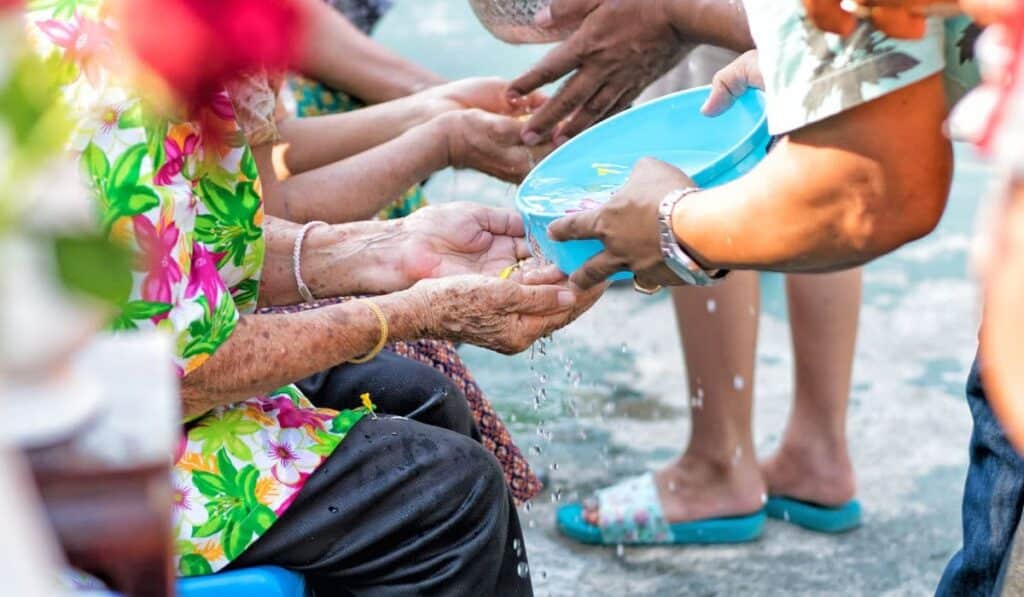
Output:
[378, 4, 987, 594]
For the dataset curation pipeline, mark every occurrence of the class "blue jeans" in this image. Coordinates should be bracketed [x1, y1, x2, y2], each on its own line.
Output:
[938, 357, 1024, 596]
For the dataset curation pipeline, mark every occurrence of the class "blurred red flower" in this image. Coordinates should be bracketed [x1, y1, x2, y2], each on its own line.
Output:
[120, 0, 305, 106]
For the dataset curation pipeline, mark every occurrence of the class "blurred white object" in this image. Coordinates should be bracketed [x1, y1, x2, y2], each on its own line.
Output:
[0, 442, 64, 597]
[69, 332, 180, 466]
[468, 0, 571, 44]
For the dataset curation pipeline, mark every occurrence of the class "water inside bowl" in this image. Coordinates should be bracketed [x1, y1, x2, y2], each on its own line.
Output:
[518, 148, 721, 216]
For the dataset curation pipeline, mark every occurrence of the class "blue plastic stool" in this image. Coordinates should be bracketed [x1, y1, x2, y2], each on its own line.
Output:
[177, 566, 309, 597]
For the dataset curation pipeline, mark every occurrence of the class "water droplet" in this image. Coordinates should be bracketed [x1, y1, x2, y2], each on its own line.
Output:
[391, 432, 399, 437]
[328, 506, 338, 514]
[528, 519, 537, 528]
[550, 462, 559, 471]
[733, 375, 745, 391]
[540, 570, 548, 580]
[524, 501, 532, 513]
[539, 374, 549, 384]
[512, 538, 521, 554]
[760, 493, 768, 505]
[667, 480, 678, 493]
[531, 444, 543, 455]
[620, 342, 629, 354]
[732, 446, 743, 466]
[783, 511, 791, 522]
[706, 299, 717, 313]
[517, 562, 530, 578]
[616, 544, 625, 558]
[551, 489, 562, 503]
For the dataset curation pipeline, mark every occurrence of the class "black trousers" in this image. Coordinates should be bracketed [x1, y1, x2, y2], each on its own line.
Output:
[229, 351, 533, 597]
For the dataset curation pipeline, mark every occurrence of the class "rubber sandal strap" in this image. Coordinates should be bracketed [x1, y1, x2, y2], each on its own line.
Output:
[596, 473, 675, 544]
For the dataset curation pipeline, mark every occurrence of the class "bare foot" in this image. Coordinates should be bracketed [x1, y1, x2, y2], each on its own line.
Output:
[760, 437, 856, 507]
[583, 448, 766, 526]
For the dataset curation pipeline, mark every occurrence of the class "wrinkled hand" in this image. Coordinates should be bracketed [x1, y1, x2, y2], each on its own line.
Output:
[438, 109, 553, 183]
[398, 203, 532, 282]
[802, 0, 962, 39]
[548, 157, 695, 289]
[701, 50, 764, 117]
[419, 77, 547, 115]
[410, 275, 589, 354]
[508, 0, 685, 146]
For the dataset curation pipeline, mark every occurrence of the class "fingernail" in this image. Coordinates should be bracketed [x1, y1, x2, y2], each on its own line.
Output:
[523, 131, 542, 147]
[535, 6, 553, 27]
[554, 135, 569, 147]
[557, 290, 576, 307]
[506, 89, 522, 102]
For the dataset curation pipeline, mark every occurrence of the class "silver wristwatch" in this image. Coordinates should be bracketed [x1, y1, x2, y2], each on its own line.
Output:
[657, 188, 728, 287]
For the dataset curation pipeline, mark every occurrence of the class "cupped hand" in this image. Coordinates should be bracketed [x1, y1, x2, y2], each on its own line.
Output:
[508, 0, 685, 146]
[437, 108, 553, 183]
[548, 157, 696, 289]
[398, 202, 532, 282]
[409, 275, 584, 354]
[420, 77, 547, 116]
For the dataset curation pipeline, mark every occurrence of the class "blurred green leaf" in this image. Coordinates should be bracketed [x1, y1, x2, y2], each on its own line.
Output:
[53, 234, 133, 305]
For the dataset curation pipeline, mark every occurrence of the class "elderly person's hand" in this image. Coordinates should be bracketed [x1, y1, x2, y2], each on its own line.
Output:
[548, 157, 696, 290]
[406, 274, 601, 354]
[432, 108, 553, 183]
[803, 0, 962, 39]
[397, 203, 533, 281]
[507, 0, 686, 146]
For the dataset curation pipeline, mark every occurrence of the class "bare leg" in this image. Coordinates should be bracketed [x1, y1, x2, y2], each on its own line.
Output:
[584, 271, 766, 525]
[761, 269, 862, 507]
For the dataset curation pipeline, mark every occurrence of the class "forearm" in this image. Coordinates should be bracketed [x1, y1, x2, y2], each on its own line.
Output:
[673, 76, 953, 272]
[181, 293, 427, 417]
[294, 0, 444, 103]
[258, 215, 415, 307]
[275, 95, 453, 175]
[259, 120, 449, 224]
[663, 0, 755, 52]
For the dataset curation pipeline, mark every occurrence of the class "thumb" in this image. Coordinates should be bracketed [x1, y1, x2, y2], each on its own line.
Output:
[513, 284, 577, 314]
[701, 52, 761, 117]
[536, 0, 601, 29]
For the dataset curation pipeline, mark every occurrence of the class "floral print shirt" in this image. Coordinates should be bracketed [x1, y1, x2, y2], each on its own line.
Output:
[743, 1, 980, 135]
[27, 0, 368, 576]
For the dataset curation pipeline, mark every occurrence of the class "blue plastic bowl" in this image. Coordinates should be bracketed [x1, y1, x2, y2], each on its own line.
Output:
[516, 85, 769, 280]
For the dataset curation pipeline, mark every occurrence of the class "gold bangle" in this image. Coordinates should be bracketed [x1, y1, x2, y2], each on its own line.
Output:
[348, 299, 389, 364]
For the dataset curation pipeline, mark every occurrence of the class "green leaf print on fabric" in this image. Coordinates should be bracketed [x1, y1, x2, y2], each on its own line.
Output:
[310, 428, 344, 457]
[178, 554, 214, 577]
[85, 142, 161, 233]
[240, 146, 258, 181]
[28, 0, 98, 18]
[111, 300, 173, 330]
[331, 410, 365, 435]
[189, 449, 278, 561]
[195, 179, 263, 268]
[231, 278, 260, 312]
[183, 294, 239, 359]
[189, 411, 261, 461]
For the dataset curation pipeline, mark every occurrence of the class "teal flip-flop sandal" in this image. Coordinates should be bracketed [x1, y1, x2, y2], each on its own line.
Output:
[765, 495, 862, 534]
[556, 473, 766, 546]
